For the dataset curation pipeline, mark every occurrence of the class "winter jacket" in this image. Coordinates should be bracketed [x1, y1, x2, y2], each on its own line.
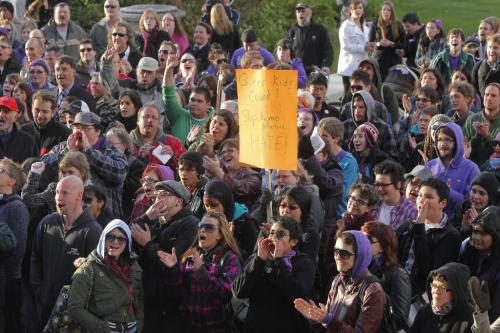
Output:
[0, 123, 39, 163]
[188, 177, 207, 220]
[210, 27, 242, 57]
[403, 25, 425, 68]
[163, 246, 241, 328]
[430, 49, 475, 86]
[68, 219, 143, 333]
[0, 57, 21, 86]
[162, 84, 215, 144]
[337, 18, 371, 77]
[136, 30, 171, 60]
[20, 118, 71, 156]
[185, 43, 211, 72]
[415, 37, 447, 69]
[96, 93, 120, 129]
[30, 209, 102, 323]
[75, 60, 101, 89]
[41, 19, 88, 60]
[351, 146, 390, 184]
[463, 111, 500, 167]
[368, 20, 406, 79]
[426, 122, 480, 211]
[410, 262, 474, 333]
[288, 20, 334, 74]
[397, 217, 462, 295]
[233, 252, 315, 333]
[472, 59, 500, 98]
[290, 57, 307, 89]
[231, 203, 258, 261]
[340, 98, 390, 125]
[223, 167, 262, 210]
[343, 90, 398, 159]
[89, 18, 119, 60]
[42, 137, 128, 217]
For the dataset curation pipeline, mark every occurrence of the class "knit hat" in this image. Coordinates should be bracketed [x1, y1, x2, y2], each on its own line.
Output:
[142, 164, 174, 182]
[178, 151, 205, 175]
[204, 180, 235, 220]
[471, 172, 499, 206]
[0, 1, 14, 16]
[29, 59, 50, 74]
[355, 122, 379, 147]
[298, 108, 318, 126]
[345, 230, 372, 280]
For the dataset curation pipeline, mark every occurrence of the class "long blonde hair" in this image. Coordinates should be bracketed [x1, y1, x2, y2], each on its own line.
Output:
[139, 9, 161, 33]
[377, 1, 399, 40]
[210, 3, 233, 35]
[182, 211, 242, 262]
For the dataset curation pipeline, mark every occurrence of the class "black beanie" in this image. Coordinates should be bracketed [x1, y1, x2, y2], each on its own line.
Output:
[471, 172, 499, 205]
[204, 180, 235, 220]
[0, 1, 14, 16]
[179, 151, 205, 175]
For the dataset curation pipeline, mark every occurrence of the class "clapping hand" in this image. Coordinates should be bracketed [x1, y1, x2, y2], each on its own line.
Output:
[30, 161, 45, 175]
[157, 248, 178, 268]
[294, 298, 328, 322]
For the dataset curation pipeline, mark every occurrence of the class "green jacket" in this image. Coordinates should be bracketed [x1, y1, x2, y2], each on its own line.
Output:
[68, 251, 144, 333]
[430, 50, 475, 86]
[162, 84, 214, 144]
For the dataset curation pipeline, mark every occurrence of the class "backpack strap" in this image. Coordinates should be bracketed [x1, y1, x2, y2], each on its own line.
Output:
[358, 274, 382, 303]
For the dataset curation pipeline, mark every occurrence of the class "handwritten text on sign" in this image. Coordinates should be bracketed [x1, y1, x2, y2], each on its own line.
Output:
[236, 69, 297, 170]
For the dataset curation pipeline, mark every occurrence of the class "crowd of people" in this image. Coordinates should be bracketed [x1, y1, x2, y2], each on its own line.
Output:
[0, 0, 498, 332]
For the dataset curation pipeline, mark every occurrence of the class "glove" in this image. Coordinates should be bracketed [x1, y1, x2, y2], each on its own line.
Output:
[468, 276, 491, 313]
[298, 135, 314, 160]
[30, 161, 45, 175]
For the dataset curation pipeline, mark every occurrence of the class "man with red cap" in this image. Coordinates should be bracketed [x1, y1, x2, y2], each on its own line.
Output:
[0, 96, 38, 163]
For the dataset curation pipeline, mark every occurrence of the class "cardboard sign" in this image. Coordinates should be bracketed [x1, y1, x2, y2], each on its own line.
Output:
[236, 69, 298, 170]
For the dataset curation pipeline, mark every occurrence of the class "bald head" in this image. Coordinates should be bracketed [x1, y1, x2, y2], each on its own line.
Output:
[56, 175, 84, 215]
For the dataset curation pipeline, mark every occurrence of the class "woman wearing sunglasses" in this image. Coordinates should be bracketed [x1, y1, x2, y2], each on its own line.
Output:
[233, 216, 315, 333]
[361, 221, 412, 331]
[157, 211, 242, 333]
[68, 219, 144, 333]
[295, 230, 386, 332]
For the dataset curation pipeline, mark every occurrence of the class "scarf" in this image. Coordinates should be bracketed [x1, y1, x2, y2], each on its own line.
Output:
[104, 255, 135, 313]
[431, 302, 452, 316]
[281, 250, 296, 272]
[489, 156, 500, 170]
[116, 113, 138, 132]
[142, 29, 158, 58]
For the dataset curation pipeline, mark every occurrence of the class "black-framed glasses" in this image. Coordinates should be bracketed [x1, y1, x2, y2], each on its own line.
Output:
[105, 234, 128, 244]
[334, 247, 355, 260]
[348, 195, 367, 206]
[80, 47, 93, 53]
[198, 223, 218, 233]
[112, 32, 126, 38]
[492, 140, 500, 147]
[415, 97, 431, 103]
[154, 190, 175, 198]
[216, 58, 229, 64]
[430, 283, 451, 294]
[374, 182, 394, 188]
[269, 230, 289, 240]
[350, 84, 364, 91]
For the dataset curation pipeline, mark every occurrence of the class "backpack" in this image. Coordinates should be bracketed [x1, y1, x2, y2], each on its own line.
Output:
[358, 274, 400, 333]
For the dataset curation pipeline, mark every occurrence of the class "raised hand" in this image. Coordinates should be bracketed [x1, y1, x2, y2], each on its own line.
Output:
[257, 237, 273, 261]
[191, 248, 204, 271]
[130, 223, 151, 247]
[30, 161, 45, 175]
[157, 248, 178, 268]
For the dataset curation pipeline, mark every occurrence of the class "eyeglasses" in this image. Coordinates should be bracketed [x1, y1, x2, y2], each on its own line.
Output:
[216, 58, 229, 64]
[181, 58, 195, 64]
[221, 148, 236, 156]
[29, 69, 45, 74]
[112, 32, 126, 38]
[350, 85, 364, 91]
[0, 167, 11, 177]
[279, 203, 300, 210]
[431, 283, 451, 294]
[348, 195, 367, 206]
[141, 177, 157, 185]
[162, 17, 174, 22]
[80, 47, 93, 52]
[374, 182, 394, 188]
[198, 223, 218, 233]
[409, 179, 421, 188]
[437, 137, 454, 144]
[269, 230, 289, 240]
[158, 49, 170, 55]
[154, 190, 175, 198]
[334, 247, 355, 260]
[105, 234, 128, 244]
[492, 140, 500, 147]
[416, 97, 431, 103]
[104, 5, 117, 9]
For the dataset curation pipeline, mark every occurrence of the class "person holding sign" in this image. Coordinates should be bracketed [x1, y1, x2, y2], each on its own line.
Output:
[162, 57, 215, 144]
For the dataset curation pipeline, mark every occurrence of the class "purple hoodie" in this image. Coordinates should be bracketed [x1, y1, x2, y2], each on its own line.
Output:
[425, 122, 480, 209]
[346, 230, 372, 280]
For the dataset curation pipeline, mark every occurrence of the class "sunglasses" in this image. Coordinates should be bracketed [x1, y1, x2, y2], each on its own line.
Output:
[373, 182, 394, 188]
[334, 247, 355, 260]
[416, 97, 431, 103]
[269, 230, 288, 240]
[198, 223, 218, 233]
[80, 47, 93, 52]
[350, 85, 364, 91]
[105, 234, 128, 244]
[112, 32, 126, 37]
[492, 140, 500, 147]
[181, 58, 195, 64]
[216, 58, 229, 64]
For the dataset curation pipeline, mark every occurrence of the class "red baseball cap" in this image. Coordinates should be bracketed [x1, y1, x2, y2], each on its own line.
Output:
[0, 96, 18, 113]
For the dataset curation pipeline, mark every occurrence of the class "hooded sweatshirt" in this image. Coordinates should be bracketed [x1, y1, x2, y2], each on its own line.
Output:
[410, 262, 473, 333]
[343, 90, 398, 159]
[426, 123, 480, 215]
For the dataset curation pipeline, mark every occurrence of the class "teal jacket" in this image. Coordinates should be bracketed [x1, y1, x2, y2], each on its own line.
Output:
[430, 50, 475, 86]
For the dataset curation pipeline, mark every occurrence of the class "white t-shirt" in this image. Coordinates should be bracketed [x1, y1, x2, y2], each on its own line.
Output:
[379, 202, 396, 226]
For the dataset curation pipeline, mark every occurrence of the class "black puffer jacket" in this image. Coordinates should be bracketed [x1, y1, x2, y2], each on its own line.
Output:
[410, 262, 473, 333]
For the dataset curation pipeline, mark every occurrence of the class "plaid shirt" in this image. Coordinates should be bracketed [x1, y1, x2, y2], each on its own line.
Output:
[342, 117, 399, 159]
[371, 196, 418, 231]
[163, 248, 241, 327]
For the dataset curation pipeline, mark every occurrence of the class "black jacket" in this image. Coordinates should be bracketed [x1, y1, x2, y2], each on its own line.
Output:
[136, 30, 172, 61]
[410, 262, 474, 333]
[397, 219, 462, 295]
[64, 84, 96, 113]
[368, 20, 406, 79]
[185, 43, 211, 73]
[0, 123, 39, 163]
[288, 21, 334, 74]
[233, 253, 315, 333]
[472, 59, 500, 98]
[30, 208, 102, 322]
[20, 118, 71, 156]
[0, 57, 21, 86]
[131, 206, 198, 330]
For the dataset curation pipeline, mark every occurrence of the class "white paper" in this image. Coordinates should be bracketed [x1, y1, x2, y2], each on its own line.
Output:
[310, 127, 325, 154]
[152, 145, 171, 164]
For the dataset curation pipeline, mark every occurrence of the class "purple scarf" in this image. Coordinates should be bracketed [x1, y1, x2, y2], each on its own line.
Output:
[142, 29, 159, 58]
[281, 250, 296, 272]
